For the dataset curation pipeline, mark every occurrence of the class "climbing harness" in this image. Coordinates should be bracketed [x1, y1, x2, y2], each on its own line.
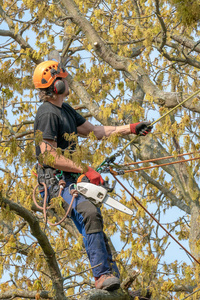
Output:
[32, 165, 77, 226]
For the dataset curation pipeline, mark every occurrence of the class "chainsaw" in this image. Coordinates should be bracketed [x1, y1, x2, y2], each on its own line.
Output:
[76, 176, 133, 215]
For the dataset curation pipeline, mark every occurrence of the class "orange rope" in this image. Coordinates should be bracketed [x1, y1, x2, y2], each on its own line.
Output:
[47, 187, 78, 226]
[110, 168, 200, 265]
[120, 156, 200, 175]
[33, 182, 77, 226]
[121, 151, 200, 167]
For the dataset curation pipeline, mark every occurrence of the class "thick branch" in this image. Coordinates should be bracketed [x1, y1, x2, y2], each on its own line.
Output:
[173, 285, 194, 293]
[171, 34, 200, 54]
[60, 0, 200, 113]
[161, 49, 200, 69]
[0, 290, 52, 299]
[0, 5, 14, 28]
[0, 195, 66, 300]
[82, 288, 130, 300]
[0, 28, 41, 64]
[0, 4, 41, 64]
[81, 288, 151, 300]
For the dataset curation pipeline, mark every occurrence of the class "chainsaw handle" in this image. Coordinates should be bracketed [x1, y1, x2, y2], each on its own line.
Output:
[101, 180, 116, 192]
[77, 174, 90, 183]
[77, 174, 116, 192]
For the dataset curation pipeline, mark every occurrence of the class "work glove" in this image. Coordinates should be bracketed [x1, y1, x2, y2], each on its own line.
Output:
[130, 122, 152, 136]
[84, 167, 104, 185]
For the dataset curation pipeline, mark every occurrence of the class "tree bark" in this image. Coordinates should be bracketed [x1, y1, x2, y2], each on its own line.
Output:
[0, 194, 67, 300]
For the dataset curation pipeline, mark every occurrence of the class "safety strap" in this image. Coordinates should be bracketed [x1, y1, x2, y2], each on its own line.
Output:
[33, 164, 79, 226]
[36, 164, 62, 202]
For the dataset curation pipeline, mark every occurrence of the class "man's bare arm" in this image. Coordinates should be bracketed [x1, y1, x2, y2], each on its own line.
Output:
[40, 139, 83, 173]
[77, 121, 131, 139]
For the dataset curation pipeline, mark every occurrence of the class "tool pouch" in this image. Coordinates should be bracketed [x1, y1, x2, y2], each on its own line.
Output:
[36, 164, 60, 204]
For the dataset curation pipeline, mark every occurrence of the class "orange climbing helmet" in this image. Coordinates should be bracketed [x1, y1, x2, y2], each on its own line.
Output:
[33, 60, 68, 89]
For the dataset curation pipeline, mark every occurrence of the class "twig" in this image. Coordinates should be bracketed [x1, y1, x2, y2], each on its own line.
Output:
[181, 287, 200, 300]
[63, 263, 102, 281]
[121, 269, 140, 290]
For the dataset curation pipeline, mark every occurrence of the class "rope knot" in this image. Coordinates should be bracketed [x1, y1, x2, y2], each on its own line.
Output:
[59, 179, 66, 189]
[70, 189, 79, 198]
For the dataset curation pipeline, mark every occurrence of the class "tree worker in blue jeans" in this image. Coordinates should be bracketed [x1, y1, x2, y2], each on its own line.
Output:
[33, 60, 152, 291]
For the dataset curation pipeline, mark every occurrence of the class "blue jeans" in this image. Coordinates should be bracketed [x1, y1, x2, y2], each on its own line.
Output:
[61, 181, 120, 278]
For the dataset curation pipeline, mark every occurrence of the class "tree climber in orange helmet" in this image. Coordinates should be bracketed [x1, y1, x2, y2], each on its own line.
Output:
[33, 60, 153, 291]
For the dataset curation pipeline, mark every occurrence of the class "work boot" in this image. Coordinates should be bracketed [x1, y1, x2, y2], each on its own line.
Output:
[95, 273, 120, 291]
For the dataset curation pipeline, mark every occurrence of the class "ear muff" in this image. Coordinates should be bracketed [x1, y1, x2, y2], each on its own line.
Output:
[54, 79, 66, 94]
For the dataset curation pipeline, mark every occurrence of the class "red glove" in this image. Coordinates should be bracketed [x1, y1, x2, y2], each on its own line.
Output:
[130, 122, 152, 136]
[84, 167, 104, 185]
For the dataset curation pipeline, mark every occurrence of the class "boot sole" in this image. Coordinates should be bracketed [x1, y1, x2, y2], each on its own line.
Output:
[102, 283, 120, 291]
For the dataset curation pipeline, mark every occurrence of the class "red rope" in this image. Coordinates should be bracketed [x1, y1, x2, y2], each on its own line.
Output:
[110, 168, 200, 265]
[121, 151, 200, 166]
[120, 156, 200, 174]
[32, 182, 77, 226]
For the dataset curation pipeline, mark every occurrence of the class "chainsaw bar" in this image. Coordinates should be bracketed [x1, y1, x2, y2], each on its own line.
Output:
[103, 195, 133, 215]
[76, 182, 133, 215]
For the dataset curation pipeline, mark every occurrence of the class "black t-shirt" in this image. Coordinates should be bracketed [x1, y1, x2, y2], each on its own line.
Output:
[34, 101, 86, 176]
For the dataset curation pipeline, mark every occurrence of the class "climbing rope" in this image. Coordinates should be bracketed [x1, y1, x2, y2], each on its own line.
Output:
[110, 154, 200, 175]
[121, 150, 200, 166]
[98, 89, 200, 264]
[33, 180, 78, 226]
[107, 153, 200, 264]
[97, 88, 200, 172]
[110, 167, 200, 265]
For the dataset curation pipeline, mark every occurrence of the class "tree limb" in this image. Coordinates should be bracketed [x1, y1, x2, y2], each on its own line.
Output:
[171, 34, 200, 54]
[0, 290, 52, 299]
[81, 288, 131, 300]
[139, 169, 191, 214]
[135, 135, 200, 206]
[154, 0, 167, 50]
[0, 195, 67, 300]
[173, 284, 194, 293]
[161, 48, 200, 69]
[60, 0, 200, 113]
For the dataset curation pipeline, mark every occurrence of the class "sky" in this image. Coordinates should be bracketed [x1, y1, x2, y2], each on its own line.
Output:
[0, 5, 198, 293]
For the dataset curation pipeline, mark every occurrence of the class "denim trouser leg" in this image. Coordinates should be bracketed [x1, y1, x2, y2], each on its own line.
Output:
[61, 183, 120, 278]
[71, 208, 111, 277]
